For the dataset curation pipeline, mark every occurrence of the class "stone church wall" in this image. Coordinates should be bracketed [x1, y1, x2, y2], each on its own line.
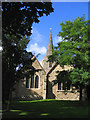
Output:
[47, 64, 80, 100]
[12, 57, 46, 100]
[42, 56, 55, 74]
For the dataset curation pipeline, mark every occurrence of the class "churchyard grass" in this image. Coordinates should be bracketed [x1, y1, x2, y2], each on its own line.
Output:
[2, 99, 89, 119]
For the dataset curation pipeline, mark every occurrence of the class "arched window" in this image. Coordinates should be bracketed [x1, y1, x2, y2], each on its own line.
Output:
[58, 80, 71, 90]
[63, 81, 67, 90]
[26, 74, 40, 89]
[67, 81, 71, 90]
[26, 75, 29, 88]
[35, 75, 39, 88]
[30, 74, 34, 88]
[58, 81, 61, 90]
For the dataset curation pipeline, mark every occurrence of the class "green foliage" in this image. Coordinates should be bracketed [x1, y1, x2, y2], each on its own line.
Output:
[49, 15, 90, 88]
[2, 2, 54, 37]
[70, 68, 90, 86]
[2, 2, 54, 103]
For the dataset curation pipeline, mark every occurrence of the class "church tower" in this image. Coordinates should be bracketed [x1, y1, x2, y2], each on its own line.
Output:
[42, 30, 54, 73]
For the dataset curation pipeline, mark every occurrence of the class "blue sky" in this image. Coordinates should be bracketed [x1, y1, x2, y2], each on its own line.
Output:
[26, 2, 88, 65]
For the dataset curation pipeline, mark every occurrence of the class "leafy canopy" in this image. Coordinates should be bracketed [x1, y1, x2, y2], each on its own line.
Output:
[49, 15, 90, 87]
[2, 2, 54, 37]
[2, 2, 54, 103]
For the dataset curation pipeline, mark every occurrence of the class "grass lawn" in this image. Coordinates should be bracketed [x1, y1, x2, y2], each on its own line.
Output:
[2, 99, 89, 119]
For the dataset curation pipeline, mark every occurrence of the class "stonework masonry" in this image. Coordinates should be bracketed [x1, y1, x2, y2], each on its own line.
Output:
[12, 32, 80, 101]
[47, 64, 79, 100]
[12, 56, 46, 100]
[42, 32, 80, 100]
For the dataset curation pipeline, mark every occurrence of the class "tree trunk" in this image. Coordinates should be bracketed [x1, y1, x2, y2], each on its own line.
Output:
[80, 85, 87, 101]
[87, 85, 90, 100]
[82, 88, 87, 101]
[80, 86, 82, 101]
[7, 89, 12, 111]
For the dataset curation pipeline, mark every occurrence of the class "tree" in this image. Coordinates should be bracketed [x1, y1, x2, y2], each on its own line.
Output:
[49, 15, 90, 101]
[2, 2, 54, 109]
[2, 2, 54, 37]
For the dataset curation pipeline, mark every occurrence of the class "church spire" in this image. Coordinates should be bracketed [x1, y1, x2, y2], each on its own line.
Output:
[46, 28, 53, 56]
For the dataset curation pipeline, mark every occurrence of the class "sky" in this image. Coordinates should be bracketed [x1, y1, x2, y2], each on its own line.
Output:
[26, 2, 88, 65]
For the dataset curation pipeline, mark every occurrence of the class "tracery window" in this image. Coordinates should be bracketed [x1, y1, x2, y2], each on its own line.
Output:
[30, 74, 34, 88]
[26, 75, 30, 88]
[26, 74, 39, 89]
[58, 80, 71, 90]
[58, 81, 61, 90]
[35, 75, 39, 88]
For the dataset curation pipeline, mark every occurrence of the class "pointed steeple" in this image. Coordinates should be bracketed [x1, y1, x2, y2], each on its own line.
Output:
[46, 29, 53, 56]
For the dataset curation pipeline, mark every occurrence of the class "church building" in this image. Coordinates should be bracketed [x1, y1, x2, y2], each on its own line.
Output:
[13, 32, 80, 100]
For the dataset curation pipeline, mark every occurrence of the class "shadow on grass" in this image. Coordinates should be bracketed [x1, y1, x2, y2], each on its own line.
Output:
[2, 99, 89, 119]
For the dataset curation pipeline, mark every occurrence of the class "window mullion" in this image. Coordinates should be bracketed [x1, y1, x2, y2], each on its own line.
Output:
[61, 82, 63, 90]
